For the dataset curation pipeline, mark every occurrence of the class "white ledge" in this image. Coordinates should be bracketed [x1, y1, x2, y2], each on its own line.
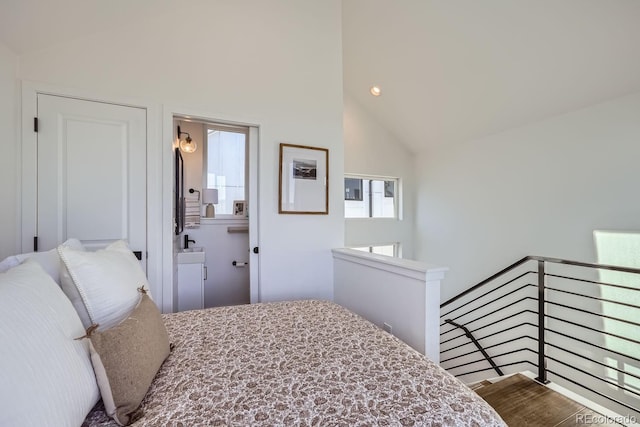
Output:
[332, 248, 448, 282]
[199, 218, 248, 225]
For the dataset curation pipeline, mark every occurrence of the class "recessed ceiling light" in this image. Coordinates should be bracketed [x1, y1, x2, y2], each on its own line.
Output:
[370, 86, 381, 96]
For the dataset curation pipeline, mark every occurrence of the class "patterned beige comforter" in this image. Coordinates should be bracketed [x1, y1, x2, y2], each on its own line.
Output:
[84, 300, 504, 426]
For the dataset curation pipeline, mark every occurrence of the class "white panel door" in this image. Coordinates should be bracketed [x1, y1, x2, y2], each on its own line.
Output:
[36, 94, 147, 268]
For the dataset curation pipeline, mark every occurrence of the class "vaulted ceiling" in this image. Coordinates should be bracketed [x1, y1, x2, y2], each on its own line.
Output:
[2, 0, 640, 153]
[343, 0, 640, 152]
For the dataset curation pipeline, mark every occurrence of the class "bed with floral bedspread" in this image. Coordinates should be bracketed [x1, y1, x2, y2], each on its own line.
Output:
[84, 300, 504, 426]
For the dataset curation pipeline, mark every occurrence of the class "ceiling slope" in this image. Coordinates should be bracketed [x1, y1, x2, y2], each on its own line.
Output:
[343, 0, 640, 152]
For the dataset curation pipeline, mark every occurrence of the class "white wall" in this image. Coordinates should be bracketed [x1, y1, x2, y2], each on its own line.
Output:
[416, 92, 640, 302]
[13, 1, 344, 302]
[0, 43, 17, 260]
[333, 248, 445, 362]
[178, 120, 205, 202]
[343, 94, 415, 258]
[183, 220, 251, 308]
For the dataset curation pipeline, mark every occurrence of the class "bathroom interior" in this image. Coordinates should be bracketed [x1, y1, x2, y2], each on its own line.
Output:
[174, 116, 251, 310]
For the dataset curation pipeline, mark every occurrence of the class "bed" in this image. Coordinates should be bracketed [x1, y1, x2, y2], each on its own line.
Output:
[83, 300, 504, 426]
[0, 240, 505, 426]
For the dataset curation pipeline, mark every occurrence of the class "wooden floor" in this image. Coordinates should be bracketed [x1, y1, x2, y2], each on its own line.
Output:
[473, 374, 621, 427]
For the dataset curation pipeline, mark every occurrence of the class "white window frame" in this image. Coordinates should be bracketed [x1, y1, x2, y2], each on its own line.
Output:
[202, 123, 249, 219]
[344, 174, 400, 219]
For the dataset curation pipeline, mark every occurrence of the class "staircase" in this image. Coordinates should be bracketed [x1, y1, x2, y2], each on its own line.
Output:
[472, 374, 623, 426]
[439, 256, 640, 424]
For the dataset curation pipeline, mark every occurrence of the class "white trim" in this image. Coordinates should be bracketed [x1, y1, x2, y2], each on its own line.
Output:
[20, 80, 163, 310]
[20, 83, 37, 253]
[169, 107, 261, 130]
[199, 218, 249, 226]
[397, 176, 405, 221]
[13, 79, 22, 255]
[145, 103, 163, 313]
[161, 107, 176, 313]
[201, 121, 250, 216]
[248, 125, 260, 304]
[21, 80, 159, 110]
[332, 248, 447, 282]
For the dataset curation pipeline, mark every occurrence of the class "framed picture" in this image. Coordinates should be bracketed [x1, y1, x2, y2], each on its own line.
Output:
[233, 200, 246, 217]
[279, 143, 329, 214]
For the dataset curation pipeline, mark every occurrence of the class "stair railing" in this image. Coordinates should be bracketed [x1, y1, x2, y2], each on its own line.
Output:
[444, 319, 504, 377]
[440, 255, 640, 419]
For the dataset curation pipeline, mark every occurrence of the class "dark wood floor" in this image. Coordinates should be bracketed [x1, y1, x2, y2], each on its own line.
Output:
[473, 374, 621, 427]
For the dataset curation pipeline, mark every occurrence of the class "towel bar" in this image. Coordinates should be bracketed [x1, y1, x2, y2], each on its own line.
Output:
[227, 226, 249, 233]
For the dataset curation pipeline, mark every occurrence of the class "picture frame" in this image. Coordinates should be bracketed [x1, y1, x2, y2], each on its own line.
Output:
[233, 200, 247, 217]
[278, 143, 329, 214]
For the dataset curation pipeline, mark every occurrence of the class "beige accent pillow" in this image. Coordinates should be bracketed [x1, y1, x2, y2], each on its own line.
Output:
[88, 293, 170, 426]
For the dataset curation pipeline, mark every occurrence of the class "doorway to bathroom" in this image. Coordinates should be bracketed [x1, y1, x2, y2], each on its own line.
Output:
[173, 115, 259, 308]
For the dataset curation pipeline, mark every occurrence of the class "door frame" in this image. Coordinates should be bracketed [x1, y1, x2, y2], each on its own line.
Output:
[163, 105, 261, 312]
[20, 81, 164, 307]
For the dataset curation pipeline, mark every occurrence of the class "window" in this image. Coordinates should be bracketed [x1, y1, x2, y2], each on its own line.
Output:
[344, 178, 363, 201]
[352, 243, 401, 257]
[204, 124, 248, 216]
[344, 176, 398, 218]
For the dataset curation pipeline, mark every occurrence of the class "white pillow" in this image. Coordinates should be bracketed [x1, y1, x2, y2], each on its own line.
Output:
[0, 255, 19, 272]
[0, 259, 100, 427]
[0, 238, 85, 285]
[58, 240, 152, 330]
[57, 239, 94, 326]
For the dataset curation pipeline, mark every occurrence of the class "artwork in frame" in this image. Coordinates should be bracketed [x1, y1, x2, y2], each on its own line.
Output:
[278, 143, 329, 214]
[233, 200, 247, 217]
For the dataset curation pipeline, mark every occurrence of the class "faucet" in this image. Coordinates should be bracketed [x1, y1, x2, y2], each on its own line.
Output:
[184, 234, 195, 250]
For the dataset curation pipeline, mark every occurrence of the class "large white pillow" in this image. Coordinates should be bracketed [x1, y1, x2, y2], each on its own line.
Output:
[0, 238, 85, 285]
[58, 240, 152, 330]
[0, 255, 19, 272]
[0, 259, 100, 427]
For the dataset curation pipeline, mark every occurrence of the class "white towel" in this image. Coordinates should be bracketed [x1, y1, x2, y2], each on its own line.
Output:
[184, 198, 201, 228]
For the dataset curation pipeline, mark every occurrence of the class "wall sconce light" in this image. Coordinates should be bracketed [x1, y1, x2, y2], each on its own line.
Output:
[177, 125, 197, 153]
[202, 188, 219, 218]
